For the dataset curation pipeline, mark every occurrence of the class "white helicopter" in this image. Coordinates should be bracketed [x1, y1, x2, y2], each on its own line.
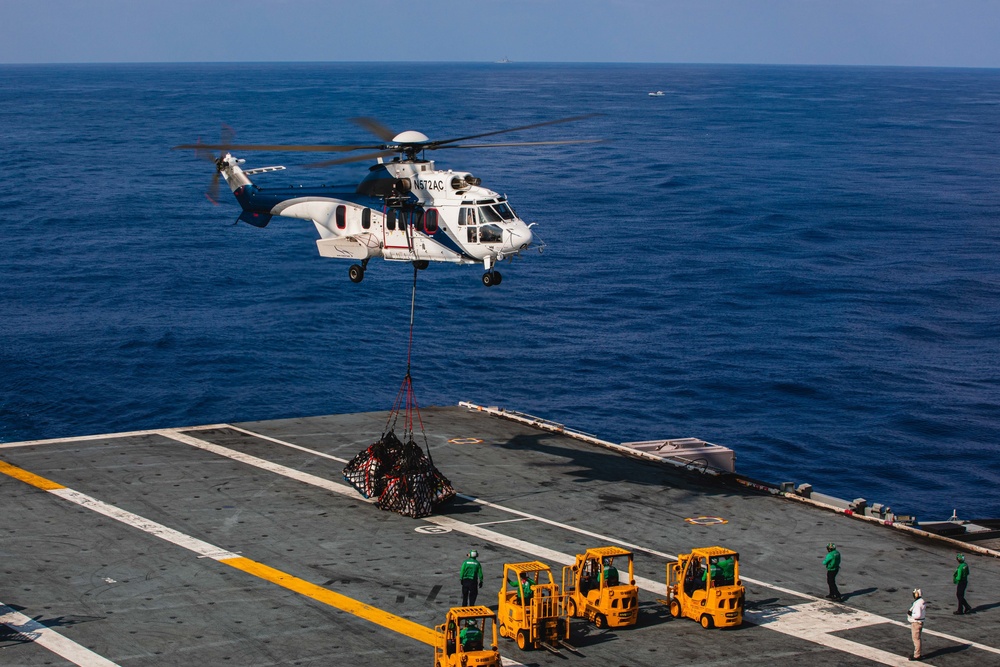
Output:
[176, 116, 599, 286]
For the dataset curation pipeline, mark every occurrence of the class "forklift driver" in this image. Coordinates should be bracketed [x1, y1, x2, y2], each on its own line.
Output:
[459, 619, 483, 651]
[685, 558, 705, 597]
[602, 557, 620, 587]
[716, 555, 736, 586]
[703, 557, 720, 585]
[512, 571, 534, 604]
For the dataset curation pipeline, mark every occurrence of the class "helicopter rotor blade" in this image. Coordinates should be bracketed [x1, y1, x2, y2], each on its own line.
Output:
[205, 170, 221, 205]
[193, 139, 217, 163]
[435, 139, 606, 149]
[304, 149, 398, 168]
[350, 117, 397, 142]
[174, 142, 384, 153]
[426, 114, 602, 148]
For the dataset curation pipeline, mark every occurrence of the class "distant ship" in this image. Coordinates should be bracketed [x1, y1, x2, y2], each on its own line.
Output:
[648, 90, 665, 97]
[495, 57, 512, 64]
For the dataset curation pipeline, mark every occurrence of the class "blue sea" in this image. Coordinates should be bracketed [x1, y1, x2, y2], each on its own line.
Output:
[2, 63, 999, 522]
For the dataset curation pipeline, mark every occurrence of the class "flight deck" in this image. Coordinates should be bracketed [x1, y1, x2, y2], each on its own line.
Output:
[1, 405, 997, 666]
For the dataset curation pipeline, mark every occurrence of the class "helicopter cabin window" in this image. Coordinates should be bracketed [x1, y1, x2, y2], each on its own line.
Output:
[412, 209, 425, 233]
[424, 209, 439, 234]
[386, 209, 398, 231]
[459, 207, 477, 226]
[335, 205, 347, 230]
[479, 224, 503, 244]
[361, 208, 371, 230]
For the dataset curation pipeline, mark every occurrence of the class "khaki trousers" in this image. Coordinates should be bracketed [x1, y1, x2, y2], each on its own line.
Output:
[910, 620, 923, 658]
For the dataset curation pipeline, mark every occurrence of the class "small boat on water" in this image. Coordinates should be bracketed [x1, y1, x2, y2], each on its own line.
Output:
[648, 90, 665, 97]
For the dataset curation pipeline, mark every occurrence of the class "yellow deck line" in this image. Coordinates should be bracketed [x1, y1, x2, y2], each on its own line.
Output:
[221, 557, 437, 645]
[0, 459, 438, 648]
[0, 460, 66, 490]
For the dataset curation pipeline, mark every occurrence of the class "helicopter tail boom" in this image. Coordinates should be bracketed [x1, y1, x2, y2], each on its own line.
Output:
[220, 155, 281, 228]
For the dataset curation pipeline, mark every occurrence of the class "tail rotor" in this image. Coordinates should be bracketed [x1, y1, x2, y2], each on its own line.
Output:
[189, 124, 235, 204]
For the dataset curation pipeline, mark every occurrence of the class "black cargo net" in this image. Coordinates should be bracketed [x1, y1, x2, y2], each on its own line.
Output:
[342, 266, 455, 517]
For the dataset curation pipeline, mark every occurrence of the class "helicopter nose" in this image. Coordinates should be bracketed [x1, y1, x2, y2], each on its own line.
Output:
[516, 224, 533, 250]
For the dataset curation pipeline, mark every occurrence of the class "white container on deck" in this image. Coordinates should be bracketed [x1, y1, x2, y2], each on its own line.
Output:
[619, 438, 736, 473]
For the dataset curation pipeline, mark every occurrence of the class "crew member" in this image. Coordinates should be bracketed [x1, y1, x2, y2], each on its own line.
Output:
[517, 571, 534, 604]
[685, 558, 705, 597]
[717, 555, 736, 585]
[823, 543, 843, 602]
[460, 549, 484, 606]
[954, 553, 972, 615]
[907, 588, 926, 661]
[602, 557, 620, 587]
[459, 619, 483, 651]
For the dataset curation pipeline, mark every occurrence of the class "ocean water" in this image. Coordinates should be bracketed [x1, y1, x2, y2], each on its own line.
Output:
[2, 63, 999, 521]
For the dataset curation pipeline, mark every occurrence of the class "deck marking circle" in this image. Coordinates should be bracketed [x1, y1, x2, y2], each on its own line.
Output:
[448, 437, 483, 445]
[684, 516, 728, 525]
[415, 525, 452, 535]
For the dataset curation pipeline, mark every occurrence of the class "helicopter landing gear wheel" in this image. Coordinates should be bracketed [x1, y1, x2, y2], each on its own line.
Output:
[481, 271, 502, 287]
[348, 264, 365, 283]
[413, 260, 429, 270]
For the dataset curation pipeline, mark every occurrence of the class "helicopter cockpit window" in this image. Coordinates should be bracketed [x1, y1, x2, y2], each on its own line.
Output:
[493, 202, 516, 220]
[478, 205, 503, 224]
[479, 224, 503, 244]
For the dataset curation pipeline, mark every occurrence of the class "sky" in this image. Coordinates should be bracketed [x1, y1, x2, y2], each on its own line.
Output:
[1, 0, 999, 68]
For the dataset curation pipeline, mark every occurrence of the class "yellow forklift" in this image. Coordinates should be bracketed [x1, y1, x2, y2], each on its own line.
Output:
[666, 546, 744, 629]
[434, 606, 500, 667]
[497, 561, 577, 654]
[561, 546, 639, 628]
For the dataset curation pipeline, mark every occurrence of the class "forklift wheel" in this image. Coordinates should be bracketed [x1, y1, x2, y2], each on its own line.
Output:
[700, 614, 714, 629]
[594, 613, 607, 629]
[516, 630, 529, 651]
[669, 600, 681, 618]
[566, 598, 576, 618]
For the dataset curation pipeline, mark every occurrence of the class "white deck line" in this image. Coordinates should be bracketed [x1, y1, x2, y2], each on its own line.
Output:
[0, 424, 229, 449]
[0, 603, 121, 667]
[161, 427, 998, 664]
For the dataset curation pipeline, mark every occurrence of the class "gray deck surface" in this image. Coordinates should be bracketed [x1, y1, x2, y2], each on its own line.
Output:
[1, 406, 997, 666]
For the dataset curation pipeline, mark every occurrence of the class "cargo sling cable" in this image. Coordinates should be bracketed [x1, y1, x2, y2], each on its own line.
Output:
[342, 266, 455, 516]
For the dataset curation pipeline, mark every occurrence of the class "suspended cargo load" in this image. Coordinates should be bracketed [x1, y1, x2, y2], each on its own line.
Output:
[343, 430, 405, 499]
